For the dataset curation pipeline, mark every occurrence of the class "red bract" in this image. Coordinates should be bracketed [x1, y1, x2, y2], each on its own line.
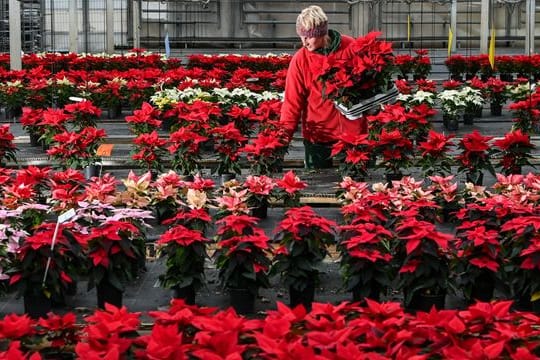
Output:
[276, 170, 307, 195]
[125, 102, 162, 134]
[276, 206, 337, 241]
[157, 225, 208, 247]
[0, 313, 34, 339]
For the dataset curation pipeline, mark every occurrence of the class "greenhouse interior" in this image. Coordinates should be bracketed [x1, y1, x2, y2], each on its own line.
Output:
[1, 0, 540, 358]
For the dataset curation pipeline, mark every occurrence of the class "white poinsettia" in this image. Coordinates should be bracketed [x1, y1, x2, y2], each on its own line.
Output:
[150, 85, 280, 110]
[437, 89, 467, 116]
[459, 86, 484, 108]
[397, 90, 436, 108]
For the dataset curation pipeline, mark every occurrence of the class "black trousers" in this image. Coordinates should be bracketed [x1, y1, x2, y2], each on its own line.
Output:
[303, 140, 334, 169]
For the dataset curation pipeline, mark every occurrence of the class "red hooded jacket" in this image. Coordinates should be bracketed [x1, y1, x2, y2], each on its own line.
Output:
[279, 34, 367, 143]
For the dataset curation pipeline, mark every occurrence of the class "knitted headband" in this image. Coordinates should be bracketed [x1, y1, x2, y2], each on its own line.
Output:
[296, 21, 328, 38]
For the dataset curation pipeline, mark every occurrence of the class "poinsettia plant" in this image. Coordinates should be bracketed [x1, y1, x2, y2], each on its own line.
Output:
[416, 130, 455, 177]
[317, 31, 395, 108]
[167, 126, 208, 176]
[330, 133, 374, 180]
[47, 127, 107, 170]
[0, 124, 17, 167]
[450, 219, 503, 303]
[493, 129, 535, 175]
[338, 221, 394, 302]
[274, 170, 308, 208]
[209, 123, 248, 175]
[213, 214, 273, 296]
[8, 222, 82, 303]
[272, 206, 337, 295]
[455, 130, 496, 185]
[241, 128, 288, 175]
[70, 220, 143, 293]
[393, 217, 454, 307]
[157, 225, 209, 297]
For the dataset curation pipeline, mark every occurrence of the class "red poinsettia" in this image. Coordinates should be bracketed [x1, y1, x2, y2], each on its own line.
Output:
[9, 222, 78, 301]
[455, 130, 496, 184]
[209, 123, 248, 175]
[125, 102, 162, 135]
[0, 124, 17, 166]
[168, 126, 208, 176]
[274, 170, 308, 207]
[317, 31, 395, 107]
[214, 214, 273, 295]
[63, 100, 102, 128]
[241, 128, 288, 175]
[394, 217, 453, 306]
[416, 130, 455, 176]
[47, 126, 106, 169]
[132, 130, 168, 173]
[493, 129, 535, 174]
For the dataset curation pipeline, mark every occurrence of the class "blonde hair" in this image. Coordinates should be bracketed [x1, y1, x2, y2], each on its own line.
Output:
[296, 5, 328, 33]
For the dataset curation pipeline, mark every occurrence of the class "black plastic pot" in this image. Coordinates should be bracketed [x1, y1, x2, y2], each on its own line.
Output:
[96, 278, 123, 309]
[251, 199, 268, 219]
[290, 280, 315, 311]
[172, 284, 196, 305]
[470, 271, 495, 303]
[490, 102, 503, 116]
[24, 291, 52, 319]
[229, 287, 255, 315]
[352, 281, 381, 303]
[407, 290, 446, 313]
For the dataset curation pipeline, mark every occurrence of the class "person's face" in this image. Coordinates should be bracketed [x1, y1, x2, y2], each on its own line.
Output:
[299, 35, 326, 52]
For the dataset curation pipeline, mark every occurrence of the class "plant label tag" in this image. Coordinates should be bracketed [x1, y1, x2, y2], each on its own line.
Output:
[97, 144, 114, 156]
[58, 208, 76, 224]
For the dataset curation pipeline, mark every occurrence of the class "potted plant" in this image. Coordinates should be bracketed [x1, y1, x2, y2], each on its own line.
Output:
[392, 218, 454, 312]
[209, 122, 248, 181]
[460, 86, 485, 125]
[455, 130, 496, 185]
[412, 49, 432, 80]
[485, 77, 509, 116]
[338, 221, 394, 303]
[416, 130, 455, 177]
[427, 175, 461, 223]
[125, 102, 163, 135]
[0, 124, 17, 167]
[450, 219, 503, 304]
[241, 128, 288, 176]
[444, 55, 467, 81]
[317, 31, 395, 114]
[167, 126, 208, 177]
[46, 127, 107, 178]
[213, 214, 273, 314]
[393, 54, 415, 80]
[272, 206, 337, 310]
[437, 89, 466, 131]
[72, 220, 143, 309]
[274, 170, 308, 208]
[372, 128, 414, 184]
[131, 131, 168, 176]
[8, 222, 82, 318]
[500, 215, 540, 311]
[330, 133, 374, 181]
[157, 225, 209, 305]
[493, 130, 535, 175]
[243, 175, 276, 219]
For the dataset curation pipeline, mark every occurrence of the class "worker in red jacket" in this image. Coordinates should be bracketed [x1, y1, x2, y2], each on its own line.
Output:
[280, 5, 367, 169]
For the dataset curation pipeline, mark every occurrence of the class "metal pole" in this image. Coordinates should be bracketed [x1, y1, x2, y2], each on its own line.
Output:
[132, 0, 140, 48]
[106, 0, 114, 54]
[480, 0, 489, 53]
[68, 0, 78, 53]
[450, 0, 457, 52]
[525, 0, 535, 54]
[9, 0, 21, 70]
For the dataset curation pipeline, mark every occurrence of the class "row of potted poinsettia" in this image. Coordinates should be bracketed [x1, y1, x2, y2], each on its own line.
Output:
[1, 167, 539, 317]
[445, 53, 540, 80]
[0, 53, 290, 114]
[4, 97, 538, 188]
[1, 299, 538, 359]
